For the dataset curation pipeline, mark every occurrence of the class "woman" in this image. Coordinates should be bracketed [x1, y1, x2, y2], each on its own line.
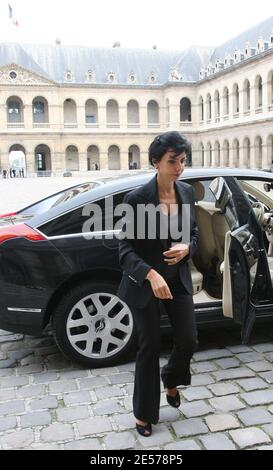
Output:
[117, 131, 199, 436]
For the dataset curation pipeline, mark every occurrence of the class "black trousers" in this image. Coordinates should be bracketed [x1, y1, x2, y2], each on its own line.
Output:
[132, 276, 198, 424]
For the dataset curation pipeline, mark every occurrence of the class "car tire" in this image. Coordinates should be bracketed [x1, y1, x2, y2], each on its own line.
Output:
[52, 280, 136, 368]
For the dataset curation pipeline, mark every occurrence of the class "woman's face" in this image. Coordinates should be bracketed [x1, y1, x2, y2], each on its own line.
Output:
[153, 150, 187, 180]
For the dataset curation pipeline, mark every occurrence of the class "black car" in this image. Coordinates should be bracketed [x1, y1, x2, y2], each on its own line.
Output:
[1, 168, 273, 368]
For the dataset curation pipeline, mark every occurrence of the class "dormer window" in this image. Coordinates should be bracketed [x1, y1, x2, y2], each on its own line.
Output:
[215, 60, 223, 72]
[128, 71, 136, 83]
[65, 70, 73, 81]
[244, 42, 251, 58]
[86, 70, 95, 82]
[257, 38, 264, 53]
[168, 68, 181, 81]
[224, 54, 231, 67]
[234, 49, 240, 62]
[148, 72, 157, 83]
[209, 64, 214, 74]
[107, 71, 116, 83]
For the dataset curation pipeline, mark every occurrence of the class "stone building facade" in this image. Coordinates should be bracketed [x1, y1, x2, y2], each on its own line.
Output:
[1, 15, 273, 174]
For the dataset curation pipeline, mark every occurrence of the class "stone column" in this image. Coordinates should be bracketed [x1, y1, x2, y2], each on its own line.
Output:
[139, 104, 148, 130]
[23, 103, 33, 129]
[120, 151, 128, 170]
[140, 150, 149, 169]
[158, 105, 165, 130]
[204, 147, 210, 167]
[249, 81, 255, 117]
[98, 104, 107, 130]
[53, 137, 65, 173]
[230, 142, 239, 168]
[191, 100, 198, 126]
[262, 77, 268, 113]
[0, 100, 7, 129]
[210, 96, 214, 123]
[240, 145, 246, 168]
[262, 143, 269, 169]
[77, 103, 86, 130]
[239, 86, 244, 116]
[169, 102, 180, 128]
[99, 150, 108, 170]
[219, 93, 224, 122]
[211, 147, 216, 168]
[119, 105, 127, 130]
[249, 140, 255, 168]
[219, 144, 225, 166]
[49, 103, 60, 131]
[0, 149, 10, 171]
[79, 149, 88, 172]
[26, 150, 36, 174]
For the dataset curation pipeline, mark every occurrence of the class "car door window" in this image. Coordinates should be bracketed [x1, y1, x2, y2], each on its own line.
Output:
[39, 190, 130, 236]
[19, 182, 100, 217]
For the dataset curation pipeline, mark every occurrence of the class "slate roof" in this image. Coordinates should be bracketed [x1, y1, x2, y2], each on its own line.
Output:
[210, 14, 273, 63]
[0, 42, 214, 84]
[0, 15, 272, 85]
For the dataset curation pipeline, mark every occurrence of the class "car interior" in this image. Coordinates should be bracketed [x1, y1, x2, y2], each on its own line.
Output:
[188, 178, 273, 306]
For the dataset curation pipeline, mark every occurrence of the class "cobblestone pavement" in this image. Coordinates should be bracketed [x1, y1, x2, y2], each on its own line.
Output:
[0, 325, 273, 450]
[0, 176, 273, 450]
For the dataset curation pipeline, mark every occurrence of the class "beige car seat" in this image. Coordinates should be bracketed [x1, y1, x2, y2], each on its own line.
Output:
[211, 212, 230, 263]
[191, 181, 218, 269]
[188, 258, 203, 294]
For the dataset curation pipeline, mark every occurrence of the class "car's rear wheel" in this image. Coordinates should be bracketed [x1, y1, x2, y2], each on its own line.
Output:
[52, 280, 136, 368]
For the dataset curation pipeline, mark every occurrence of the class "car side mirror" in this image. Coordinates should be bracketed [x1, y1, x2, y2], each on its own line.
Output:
[264, 183, 273, 192]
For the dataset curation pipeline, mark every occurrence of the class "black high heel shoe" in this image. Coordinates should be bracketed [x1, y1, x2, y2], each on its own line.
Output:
[136, 421, 152, 437]
[166, 390, 181, 408]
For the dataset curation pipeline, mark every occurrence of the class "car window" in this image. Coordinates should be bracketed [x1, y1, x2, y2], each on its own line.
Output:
[198, 179, 217, 202]
[187, 179, 217, 203]
[19, 182, 100, 217]
[39, 190, 130, 236]
[236, 179, 273, 210]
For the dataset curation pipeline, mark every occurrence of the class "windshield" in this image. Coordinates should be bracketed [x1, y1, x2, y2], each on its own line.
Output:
[18, 181, 100, 216]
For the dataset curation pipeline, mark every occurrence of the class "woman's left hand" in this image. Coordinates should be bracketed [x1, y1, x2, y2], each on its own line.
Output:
[163, 243, 190, 265]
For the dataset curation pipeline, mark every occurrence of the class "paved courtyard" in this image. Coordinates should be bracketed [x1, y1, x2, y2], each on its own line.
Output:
[0, 175, 273, 450]
[0, 170, 146, 213]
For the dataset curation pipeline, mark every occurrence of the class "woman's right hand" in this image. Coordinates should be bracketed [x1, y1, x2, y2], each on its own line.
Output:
[146, 269, 173, 300]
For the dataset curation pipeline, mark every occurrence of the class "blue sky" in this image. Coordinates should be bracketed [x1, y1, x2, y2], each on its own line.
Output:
[1, 0, 273, 50]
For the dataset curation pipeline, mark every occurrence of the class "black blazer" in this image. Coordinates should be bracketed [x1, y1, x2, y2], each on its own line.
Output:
[117, 174, 199, 308]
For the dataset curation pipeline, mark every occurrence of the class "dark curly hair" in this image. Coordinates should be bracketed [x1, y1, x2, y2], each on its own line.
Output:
[148, 131, 191, 166]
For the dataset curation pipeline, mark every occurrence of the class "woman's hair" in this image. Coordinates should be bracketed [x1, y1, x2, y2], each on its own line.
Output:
[148, 131, 191, 166]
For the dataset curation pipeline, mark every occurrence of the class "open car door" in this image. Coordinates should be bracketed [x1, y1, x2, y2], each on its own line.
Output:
[209, 176, 273, 344]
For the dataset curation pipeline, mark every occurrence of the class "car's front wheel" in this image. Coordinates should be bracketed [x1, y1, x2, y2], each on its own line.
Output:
[52, 280, 136, 368]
